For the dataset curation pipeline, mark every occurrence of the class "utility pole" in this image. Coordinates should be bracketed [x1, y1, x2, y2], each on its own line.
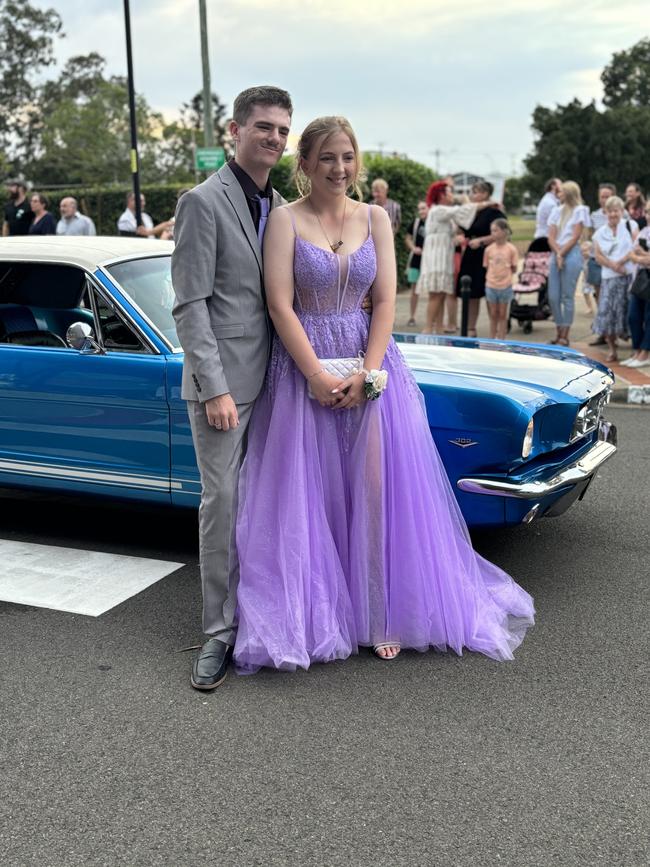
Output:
[199, 0, 214, 148]
[123, 0, 142, 227]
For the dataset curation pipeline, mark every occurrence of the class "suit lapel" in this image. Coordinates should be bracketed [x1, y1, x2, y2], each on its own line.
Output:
[218, 164, 263, 273]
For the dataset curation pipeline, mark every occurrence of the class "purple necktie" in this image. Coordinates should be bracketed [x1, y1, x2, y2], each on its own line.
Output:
[256, 195, 270, 246]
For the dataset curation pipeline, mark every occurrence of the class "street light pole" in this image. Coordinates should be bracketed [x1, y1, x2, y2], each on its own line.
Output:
[123, 0, 142, 227]
[199, 0, 214, 149]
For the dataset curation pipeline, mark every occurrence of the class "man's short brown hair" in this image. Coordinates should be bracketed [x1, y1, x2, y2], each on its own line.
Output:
[232, 86, 293, 125]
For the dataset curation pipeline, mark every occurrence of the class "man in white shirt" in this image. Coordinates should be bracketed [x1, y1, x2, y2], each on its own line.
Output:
[56, 197, 96, 236]
[117, 192, 171, 238]
[531, 177, 561, 250]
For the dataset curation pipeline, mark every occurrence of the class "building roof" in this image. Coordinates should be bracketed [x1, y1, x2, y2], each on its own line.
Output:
[0, 236, 174, 272]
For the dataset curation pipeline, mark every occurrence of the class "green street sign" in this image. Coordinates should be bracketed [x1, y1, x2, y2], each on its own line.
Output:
[195, 146, 225, 171]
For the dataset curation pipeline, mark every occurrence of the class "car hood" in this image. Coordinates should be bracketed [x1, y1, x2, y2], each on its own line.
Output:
[396, 337, 613, 397]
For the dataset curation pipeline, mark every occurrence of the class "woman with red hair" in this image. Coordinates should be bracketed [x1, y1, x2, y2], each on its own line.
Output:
[418, 180, 497, 333]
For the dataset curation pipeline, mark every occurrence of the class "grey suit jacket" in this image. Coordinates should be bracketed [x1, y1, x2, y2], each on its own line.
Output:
[171, 163, 284, 404]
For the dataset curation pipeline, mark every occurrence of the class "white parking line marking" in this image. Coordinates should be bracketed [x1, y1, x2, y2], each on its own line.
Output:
[0, 540, 184, 617]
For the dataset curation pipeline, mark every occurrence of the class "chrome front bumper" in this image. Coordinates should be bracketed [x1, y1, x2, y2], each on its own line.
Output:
[457, 421, 617, 500]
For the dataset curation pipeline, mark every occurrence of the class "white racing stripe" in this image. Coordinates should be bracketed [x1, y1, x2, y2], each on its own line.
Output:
[0, 539, 184, 617]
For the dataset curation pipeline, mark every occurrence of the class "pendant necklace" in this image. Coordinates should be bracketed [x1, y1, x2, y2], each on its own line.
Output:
[309, 197, 347, 252]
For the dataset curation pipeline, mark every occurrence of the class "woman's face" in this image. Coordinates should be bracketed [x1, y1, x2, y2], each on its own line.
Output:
[304, 131, 356, 197]
[470, 185, 489, 203]
[442, 186, 454, 206]
[625, 185, 638, 202]
[30, 195, 43, 212]
[557, 187, 566, 204]
[607, 206, 623, 228]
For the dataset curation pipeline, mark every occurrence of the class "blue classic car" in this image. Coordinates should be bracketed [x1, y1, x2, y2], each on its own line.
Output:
[0, 237, 616, 527]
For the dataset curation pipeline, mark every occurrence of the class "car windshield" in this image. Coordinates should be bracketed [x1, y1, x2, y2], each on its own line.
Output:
[106, 255, 180, 349]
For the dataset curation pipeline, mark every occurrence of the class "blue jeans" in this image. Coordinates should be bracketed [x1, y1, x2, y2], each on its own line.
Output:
[548, 245, 582, 327]
[628, 292, 650, 350]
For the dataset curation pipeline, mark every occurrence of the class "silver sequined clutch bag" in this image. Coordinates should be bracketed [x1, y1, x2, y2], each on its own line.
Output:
[307, 356, 363, 398]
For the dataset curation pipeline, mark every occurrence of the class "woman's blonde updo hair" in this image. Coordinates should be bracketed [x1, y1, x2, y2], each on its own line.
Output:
[294, 116, 365, 200]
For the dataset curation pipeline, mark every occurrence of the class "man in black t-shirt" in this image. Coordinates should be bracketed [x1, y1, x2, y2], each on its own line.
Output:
[3, 180, 34, 236]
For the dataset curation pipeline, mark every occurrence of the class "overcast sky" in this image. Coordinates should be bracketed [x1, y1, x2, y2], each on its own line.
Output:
[36, 0, 645, 177]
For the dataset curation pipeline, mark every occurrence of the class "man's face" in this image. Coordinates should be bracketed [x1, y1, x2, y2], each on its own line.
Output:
[417, 202, 429, 220]
[599, 186, 615, 210]
[551, 179, 562, 196]
[230, 104, 291, 174]
[60, 198, 77, 218]
[372, 184, 387, 205]
[129, 194, 145, 211]
[7, 184, 20, 201]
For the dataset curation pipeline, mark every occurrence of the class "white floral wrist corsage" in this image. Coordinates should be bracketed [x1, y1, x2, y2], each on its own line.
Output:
[363, 368, 388, 400]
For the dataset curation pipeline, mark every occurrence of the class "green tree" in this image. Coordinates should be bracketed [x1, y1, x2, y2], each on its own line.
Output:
[180, 91, 230, 148]
[26, 54, 164, 186]
[0, 0, 62, 162]
[364, 154, 436, 280]
[524, 99, 650, 205]
[524, 41, 650, 205]
[503, 176, 529, 212]
[601, 38, 650, 109]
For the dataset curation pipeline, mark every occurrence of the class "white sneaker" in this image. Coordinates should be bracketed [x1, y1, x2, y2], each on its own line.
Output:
[620, 357, 635, 366]
[627, 357, 650, 368]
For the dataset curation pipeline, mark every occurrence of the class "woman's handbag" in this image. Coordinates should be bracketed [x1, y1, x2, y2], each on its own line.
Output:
[307, 357, 363, 398]
[586, 257, 602, 287]
[630, 268, 650, 302]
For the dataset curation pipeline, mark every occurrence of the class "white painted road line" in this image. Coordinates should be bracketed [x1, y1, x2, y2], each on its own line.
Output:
[0, 540, 184, 617]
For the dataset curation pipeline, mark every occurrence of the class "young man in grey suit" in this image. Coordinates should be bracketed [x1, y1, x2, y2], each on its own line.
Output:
[172, 86, 292, 690]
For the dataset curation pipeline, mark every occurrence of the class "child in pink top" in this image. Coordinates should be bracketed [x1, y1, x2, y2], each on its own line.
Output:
[483, 219, 518, 339]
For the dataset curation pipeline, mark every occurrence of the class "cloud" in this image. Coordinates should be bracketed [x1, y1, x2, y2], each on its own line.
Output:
[33, 0, 648, 178]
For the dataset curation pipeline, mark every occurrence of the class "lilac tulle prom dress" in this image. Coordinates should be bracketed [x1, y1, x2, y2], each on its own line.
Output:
[234, 206, 534, 673]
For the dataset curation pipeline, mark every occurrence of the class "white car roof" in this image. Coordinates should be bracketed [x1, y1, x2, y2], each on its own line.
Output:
[0, 236, 174, 272]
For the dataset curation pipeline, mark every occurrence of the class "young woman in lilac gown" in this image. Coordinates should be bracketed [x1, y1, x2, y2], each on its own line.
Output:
[233, 117, 534, 672]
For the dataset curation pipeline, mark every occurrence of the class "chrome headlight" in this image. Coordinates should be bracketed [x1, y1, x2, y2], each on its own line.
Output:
[571, 390, 608, 442]
[522, 418, 534, 458]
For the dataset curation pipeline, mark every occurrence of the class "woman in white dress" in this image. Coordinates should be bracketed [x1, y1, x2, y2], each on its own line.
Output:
[417, 180, 497, 334]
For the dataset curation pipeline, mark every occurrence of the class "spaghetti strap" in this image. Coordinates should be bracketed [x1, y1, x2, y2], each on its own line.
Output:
[367, 204, 373, 236]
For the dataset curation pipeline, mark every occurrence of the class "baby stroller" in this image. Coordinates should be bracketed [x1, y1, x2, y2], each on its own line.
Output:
[509, 250, 552, 335]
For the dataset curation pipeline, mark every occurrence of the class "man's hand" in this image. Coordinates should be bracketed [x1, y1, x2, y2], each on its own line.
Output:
[468, 239, 482, 250]
[205, 393, 239, 431]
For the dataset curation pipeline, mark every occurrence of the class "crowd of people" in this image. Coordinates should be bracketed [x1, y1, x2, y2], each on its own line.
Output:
[535, 178, 650, 366]
[1, 180, 178, 240]
[392, 175, 650, 366]
[4, 171, 650, 368]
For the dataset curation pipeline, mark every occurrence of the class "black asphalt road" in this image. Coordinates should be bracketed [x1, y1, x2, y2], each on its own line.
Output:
[1, 406, 648, 867]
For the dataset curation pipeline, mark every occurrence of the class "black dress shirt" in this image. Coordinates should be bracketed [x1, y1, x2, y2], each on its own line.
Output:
[228, 159, 272, 233]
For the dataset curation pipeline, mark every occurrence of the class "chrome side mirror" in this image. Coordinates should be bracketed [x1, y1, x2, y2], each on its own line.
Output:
[66, 322, 104, 354]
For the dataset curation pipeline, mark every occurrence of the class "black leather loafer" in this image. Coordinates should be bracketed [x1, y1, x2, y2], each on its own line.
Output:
[191, 637, 233, 690]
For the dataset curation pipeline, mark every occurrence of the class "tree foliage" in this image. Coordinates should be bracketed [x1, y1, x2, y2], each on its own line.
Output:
[0, 0, 62, 149]
[601, 38, 650, 109]
[522, 39, 650, 205]
[24, 54, 166, 186]
[523, 97, 650, 205]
